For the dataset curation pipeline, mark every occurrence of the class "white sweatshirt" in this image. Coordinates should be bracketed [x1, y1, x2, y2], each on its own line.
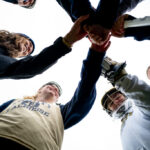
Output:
[116, 74, 150, 150]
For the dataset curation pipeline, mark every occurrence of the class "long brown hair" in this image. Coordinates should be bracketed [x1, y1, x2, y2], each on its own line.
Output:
[0, 30, 23, 58]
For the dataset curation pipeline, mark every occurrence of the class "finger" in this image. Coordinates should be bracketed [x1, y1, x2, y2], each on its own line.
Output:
[101, 33, 111, 45]
[103, 41, 111, 50]
[90, 34, 103, 45]
[83, 24, 89, 32]
[77, 15, 89, 23]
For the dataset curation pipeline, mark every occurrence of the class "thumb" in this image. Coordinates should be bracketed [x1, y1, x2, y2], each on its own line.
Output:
[76, 14, 89, 24]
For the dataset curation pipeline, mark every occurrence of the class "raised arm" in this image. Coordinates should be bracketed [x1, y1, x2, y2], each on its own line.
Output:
[56, 0, 94, 22]
[60, 38, 111, 129]
[101, 56, 150, 115]
[116, 74, 150, 110]
[0, 15, 88, 79]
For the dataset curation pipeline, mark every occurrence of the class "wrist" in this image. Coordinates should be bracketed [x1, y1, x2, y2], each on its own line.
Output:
[63, 34, 74, 48]
[91, 44, 106, 53]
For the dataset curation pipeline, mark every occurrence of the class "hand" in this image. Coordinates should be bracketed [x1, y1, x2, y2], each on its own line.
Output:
[18, 0, 34, 7]
[63, 15, 89, 47]
[111, 14, 129, 38]
[90, 34, 111, 53]
[83, 24, 111, 46]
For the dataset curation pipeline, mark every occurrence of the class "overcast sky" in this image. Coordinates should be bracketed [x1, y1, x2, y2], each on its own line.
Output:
[0, 0, 150, 150]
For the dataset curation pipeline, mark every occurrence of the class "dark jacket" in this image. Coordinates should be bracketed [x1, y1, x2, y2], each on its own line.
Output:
[0, 49, 105, 129]
[56, 0, 120, 29]
[56, 0, 144, 29]
[3, 0, 143, 29]
[3, 0, 17, 4]
[0, 37, 71, 79]
[117, 0, 143, 16]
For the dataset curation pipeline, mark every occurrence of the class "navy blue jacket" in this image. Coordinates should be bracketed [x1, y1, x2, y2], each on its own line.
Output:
[0, 49, 105, 129]
[56, 0, 120, 29]
[2, 0, 120, 29]
[3, 0, 143, 29]
[0, 37, 71, 79]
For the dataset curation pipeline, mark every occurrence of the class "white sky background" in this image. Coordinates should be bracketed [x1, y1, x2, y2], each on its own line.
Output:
[0, 0, 150, 149]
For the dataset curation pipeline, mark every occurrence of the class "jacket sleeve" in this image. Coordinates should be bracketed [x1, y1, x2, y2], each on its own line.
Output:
[60, 49, 105, 129]
[115, 74, 150, 114]
[56, 0, 95, 22]
[2, 0, 18, 4]
[124, 16, 150, 41]
[94, 0, 120, 29]
[0, 37, 71, 79]
[93, 0, 142, 29]
[117, 0, 143, 16]
[0, 99, 14, 113]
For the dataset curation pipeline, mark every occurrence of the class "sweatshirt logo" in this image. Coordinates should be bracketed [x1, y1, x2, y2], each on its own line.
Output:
[5, 99, 50, 117]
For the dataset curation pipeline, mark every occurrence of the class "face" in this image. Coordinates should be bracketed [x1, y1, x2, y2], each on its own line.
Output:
[18, 0, 35, 7]
[147, 66, 150, 80]
[16, 36, 33, 58]
[37, 84, 60, 103]
[107, 92, 126, 111]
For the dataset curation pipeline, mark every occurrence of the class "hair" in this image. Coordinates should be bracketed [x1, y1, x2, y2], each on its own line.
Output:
[0, 30, 24, 58]
[23, 82, 61, 100]
[23, 95, 37, 100]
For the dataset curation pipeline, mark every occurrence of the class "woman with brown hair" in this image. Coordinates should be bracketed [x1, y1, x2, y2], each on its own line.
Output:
[0, 15, 89, 79]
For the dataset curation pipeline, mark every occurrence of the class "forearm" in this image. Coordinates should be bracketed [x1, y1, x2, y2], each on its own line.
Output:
[124, 16, 150, 41]
[56, 0, 94, 22]
[0, 99, 14, 113]
[0, 37, 71, 79]
[95, 0, 120, 29]
[61, 49, 105, 129]
[2, 0, 17, 4]
[115, 74, 150, 107]
[118, 0, 143, 16]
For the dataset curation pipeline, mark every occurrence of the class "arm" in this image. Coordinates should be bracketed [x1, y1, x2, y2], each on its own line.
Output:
[117, 0, 143, 16]
[60, 50, 105, 129]
[95, 0, 120, 29]
[0, 99, 14, 113]
[0, 37, 71, 79]
[56, 0, 94, 22]
[95, 0, 142, 28]
[111, 14, 150, 41]
[0, 15, 88, 79]
[124, 16, 150, 41]
[60, 38, 111, 129]
[2, 0, 17, 4]
[115, 74, 150, 113]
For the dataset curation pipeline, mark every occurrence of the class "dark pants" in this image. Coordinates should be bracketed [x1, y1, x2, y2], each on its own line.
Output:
[0, 137, 29, 150]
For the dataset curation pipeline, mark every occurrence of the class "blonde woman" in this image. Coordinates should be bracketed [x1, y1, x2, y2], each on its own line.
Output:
[0, 35, 110, 149]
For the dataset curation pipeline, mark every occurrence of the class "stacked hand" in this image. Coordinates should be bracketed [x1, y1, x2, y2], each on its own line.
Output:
[111, 14, 129, 38]
[63, 14, 111, 51]
[64, 15, 89, 47]
[83, 24, 111, 46]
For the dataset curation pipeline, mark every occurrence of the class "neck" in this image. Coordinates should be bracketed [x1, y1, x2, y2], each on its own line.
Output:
[36, 94, 56, 104]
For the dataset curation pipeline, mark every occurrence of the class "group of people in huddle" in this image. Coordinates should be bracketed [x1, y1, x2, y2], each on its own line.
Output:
[0, 0, 150, 150]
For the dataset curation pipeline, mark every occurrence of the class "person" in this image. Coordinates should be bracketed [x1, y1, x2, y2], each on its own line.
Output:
[0, 32, 111, 149]
[0, 15, 89, 79]
[3, 0, 36, 8]
[2, 0, 117, 45]
[3, 0, 146, 43]
[111, 14, 150, 41]
[100, 56, 150, 150]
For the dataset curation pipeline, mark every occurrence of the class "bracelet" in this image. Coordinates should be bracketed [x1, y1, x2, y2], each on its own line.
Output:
[62, 37, 72, 48]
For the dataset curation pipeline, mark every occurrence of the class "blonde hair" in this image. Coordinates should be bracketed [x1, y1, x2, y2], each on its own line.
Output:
[0, 30, 24, 58]
[23, 95, 37, 101]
